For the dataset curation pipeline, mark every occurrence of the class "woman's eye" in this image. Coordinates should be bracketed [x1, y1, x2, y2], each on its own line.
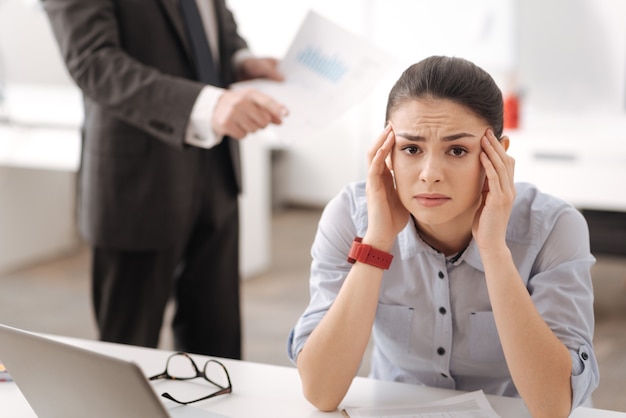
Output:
[401, 145, 420, 155]
[448, 146, 467, 157]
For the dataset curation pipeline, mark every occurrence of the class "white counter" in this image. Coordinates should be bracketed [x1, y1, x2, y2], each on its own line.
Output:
[0, 84, 271, 278]
[508, 114, 626, 212]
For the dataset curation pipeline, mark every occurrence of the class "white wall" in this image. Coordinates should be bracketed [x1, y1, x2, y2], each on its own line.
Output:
[228, 0, 626, 207]
[228, 0, 518, 206]
[2, 0, 625, 274]
[518, 0, 626, 116]
[0, 0, 72, 86]
[7, 0, 625, 208]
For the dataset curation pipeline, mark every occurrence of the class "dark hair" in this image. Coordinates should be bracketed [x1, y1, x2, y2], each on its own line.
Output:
[385, 56, 504, 138]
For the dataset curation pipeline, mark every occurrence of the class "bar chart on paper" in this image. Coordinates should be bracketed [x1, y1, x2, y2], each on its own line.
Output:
[295, 46, 348, 83]
[231, 10, 394, 141]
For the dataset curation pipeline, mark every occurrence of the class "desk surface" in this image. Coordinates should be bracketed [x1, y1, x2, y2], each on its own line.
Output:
[1, 336, 623, 418]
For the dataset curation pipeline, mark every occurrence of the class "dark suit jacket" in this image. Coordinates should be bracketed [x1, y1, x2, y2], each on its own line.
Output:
[43, 0, 246, 250]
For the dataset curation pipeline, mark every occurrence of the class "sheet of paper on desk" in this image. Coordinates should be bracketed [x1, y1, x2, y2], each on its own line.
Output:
[232, 10, 395, 143]
[342, 390, 502, 418]
[167, 405, 230, 418]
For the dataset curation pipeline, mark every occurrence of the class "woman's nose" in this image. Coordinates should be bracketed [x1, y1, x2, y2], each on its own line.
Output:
[419, 154, 443, 183]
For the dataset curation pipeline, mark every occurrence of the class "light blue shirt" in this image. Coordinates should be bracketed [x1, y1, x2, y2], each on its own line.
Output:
[287, 181, 599, 409]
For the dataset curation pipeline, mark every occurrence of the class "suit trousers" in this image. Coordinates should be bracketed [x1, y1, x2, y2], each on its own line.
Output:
[91, 143, 241, 359]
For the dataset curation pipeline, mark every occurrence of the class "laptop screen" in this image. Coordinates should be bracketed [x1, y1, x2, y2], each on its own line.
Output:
[0, 324, 227, 418]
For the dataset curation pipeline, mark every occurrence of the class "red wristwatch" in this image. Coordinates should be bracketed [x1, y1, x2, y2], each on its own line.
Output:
[347, 237, 393, 270]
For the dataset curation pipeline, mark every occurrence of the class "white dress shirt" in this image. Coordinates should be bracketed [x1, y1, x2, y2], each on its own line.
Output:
[287, 181, 599, 410]
[184, 0, 251, 149]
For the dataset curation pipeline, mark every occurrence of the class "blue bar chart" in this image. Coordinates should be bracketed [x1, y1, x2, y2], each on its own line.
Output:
[295, 46, 348, 83]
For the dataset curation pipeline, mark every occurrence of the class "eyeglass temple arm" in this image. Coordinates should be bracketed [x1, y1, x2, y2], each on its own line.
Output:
[149, 371, 168, 381]
[160, 387, 231, 406]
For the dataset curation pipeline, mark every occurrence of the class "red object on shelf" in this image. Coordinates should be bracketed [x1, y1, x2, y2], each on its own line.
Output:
[503, 94, 519, 130]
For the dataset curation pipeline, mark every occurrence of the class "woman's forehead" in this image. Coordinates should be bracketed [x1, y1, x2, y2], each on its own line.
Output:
[390, 98, 487, 131]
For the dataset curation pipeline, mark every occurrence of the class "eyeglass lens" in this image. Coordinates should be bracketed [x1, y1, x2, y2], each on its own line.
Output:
[153, 353, 231, 405]
[166, 353, 201, 379]
[202, 360, 230, 389]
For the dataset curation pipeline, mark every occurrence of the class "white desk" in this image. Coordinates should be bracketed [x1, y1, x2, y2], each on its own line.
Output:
[1, 336, 623, 418]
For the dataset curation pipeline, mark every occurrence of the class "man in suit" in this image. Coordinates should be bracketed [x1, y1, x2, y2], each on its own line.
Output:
[43, 0, 288, 359]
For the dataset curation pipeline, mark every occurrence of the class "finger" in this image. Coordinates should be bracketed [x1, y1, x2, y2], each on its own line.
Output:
[381, 128, 395, 161]
[258, 58, 284, 81]
[487, 130, 515, 178]
[482, 131, 506, 167]
[480, 150, 497, 188]
[236, 119, 259, 136]
[241, 107, 273, 130]
[481, 132, 510, 191]
[249, 90, 289, 122]
[222, 121, 247, 140]
[265, 59, 285, 81]
[369, 129, 395, 183]
[368, 125, 393, 164]
[267, 69, 285, 82]
[236, 116, 261, 134]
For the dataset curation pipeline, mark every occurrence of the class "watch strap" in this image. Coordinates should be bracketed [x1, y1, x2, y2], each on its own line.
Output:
[347, 237, 393, 270]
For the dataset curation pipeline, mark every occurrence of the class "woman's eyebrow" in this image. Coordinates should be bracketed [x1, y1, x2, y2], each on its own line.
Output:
[396, 132, 477, 142]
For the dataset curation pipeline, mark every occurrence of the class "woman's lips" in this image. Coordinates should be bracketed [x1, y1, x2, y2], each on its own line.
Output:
[415, 193, 451, 207]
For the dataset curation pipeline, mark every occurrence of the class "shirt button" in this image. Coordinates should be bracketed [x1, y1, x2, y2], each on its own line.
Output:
[439, 307, 447, 315]
[437, 347, 446, 356]
[581, 352, 589, 361]
[438, 271, 444, 279]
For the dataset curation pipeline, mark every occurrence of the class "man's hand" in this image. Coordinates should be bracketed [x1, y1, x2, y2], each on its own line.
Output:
[238, 57, 284, 82]
[212, 88, 288, 139]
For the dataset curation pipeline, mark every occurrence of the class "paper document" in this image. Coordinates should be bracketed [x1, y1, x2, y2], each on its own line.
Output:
[232, 10, 394, 142]
[342, 390, 502, 418]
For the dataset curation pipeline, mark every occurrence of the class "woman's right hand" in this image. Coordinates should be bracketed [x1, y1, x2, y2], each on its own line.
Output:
[363, 125, 410, 251]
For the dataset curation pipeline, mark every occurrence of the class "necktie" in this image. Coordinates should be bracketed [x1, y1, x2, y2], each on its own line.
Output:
[179, 0, 221, 86]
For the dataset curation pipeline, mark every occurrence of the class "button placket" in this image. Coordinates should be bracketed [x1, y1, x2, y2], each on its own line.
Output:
[433, 265, 452, 388]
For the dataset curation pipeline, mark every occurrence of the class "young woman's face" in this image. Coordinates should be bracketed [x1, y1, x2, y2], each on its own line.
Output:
[389, 98, 490, 230]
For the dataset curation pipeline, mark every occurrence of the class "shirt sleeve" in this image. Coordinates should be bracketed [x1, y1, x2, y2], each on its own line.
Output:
[287, 182, 367, 363]
[528, 204, 600, 409]
[184, 85, 225, 149]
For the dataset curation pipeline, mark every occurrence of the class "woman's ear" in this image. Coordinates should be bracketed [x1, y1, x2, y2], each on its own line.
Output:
[500, 135, 510, 152]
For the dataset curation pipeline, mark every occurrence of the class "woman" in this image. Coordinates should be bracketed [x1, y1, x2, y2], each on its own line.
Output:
[287, 56, 598, 417]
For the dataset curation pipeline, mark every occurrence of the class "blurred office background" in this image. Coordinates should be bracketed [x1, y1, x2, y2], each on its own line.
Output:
[1, 0, 625, 412]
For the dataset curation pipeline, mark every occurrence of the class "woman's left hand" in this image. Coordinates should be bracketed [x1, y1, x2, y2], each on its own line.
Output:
[472, 129, 516, 251]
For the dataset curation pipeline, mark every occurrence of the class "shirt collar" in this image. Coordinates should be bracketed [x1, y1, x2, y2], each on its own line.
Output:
[397, 221, 485, 272]
[451, 240, 484, 272]
[397, 221, 441, 259]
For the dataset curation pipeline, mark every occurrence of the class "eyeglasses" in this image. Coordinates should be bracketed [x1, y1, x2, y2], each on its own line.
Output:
[149, 352, 232, 405]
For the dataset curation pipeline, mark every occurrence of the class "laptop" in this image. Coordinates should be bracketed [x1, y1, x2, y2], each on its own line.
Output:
[0, 324, 228, 418]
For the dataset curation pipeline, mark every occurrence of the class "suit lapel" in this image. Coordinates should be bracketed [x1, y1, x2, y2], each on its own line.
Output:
[158, 0, 193, 61]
